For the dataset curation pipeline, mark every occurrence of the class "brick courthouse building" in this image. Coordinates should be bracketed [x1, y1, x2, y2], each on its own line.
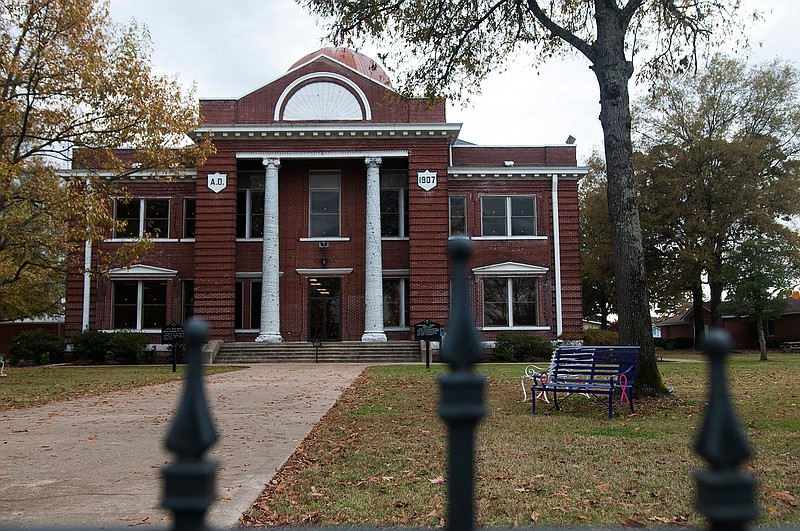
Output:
[64, 48, 585, 346]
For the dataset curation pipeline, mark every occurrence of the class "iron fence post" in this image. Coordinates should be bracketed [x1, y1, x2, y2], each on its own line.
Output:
[161, 319, 219, 531]
[439, 237, 486, 531]
[693, 329, 758, 531]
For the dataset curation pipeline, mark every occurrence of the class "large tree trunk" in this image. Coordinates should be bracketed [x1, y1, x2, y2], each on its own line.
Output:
[757, 316, 768, 361]
[691, 283, 705, 350]
[592, 2, 666, 396]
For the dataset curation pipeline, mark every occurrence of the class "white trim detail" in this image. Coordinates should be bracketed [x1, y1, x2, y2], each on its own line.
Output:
[383, 269, 411, 276]
[299, 237, 351, 242]
[275, 73, 372, 121]
[296, 268, 354, 276]
[448, 167, 586, 180]
[471, 236, 547, 241]
[237, 150, 408, 160]
[552, 173, 563, 336]
[108, 265, 178, 277]
[472, 262, 549, 276]
[195, 123, 462, 144]
[282, 80, 364, 121]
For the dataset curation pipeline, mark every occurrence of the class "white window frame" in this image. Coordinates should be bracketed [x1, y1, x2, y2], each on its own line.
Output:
[478, 195, 539, 239]
[380, 171, 409, 239]
[112, 198, 172, 241]
[111, 280, 168, 332]
[383, 276, 410, 330]
[449, 195, 467, 236]
[236, 188, 265, 240]
[481, 276, 547, 331]
[182, 197, 196, 240]
[309, 170, 341, 239]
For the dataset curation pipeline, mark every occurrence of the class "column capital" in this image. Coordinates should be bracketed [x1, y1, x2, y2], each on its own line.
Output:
[262, 157, 281, 169]
[364, 156, 382, 168]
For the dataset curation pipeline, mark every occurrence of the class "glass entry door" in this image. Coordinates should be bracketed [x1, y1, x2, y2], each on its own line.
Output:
[308, 277, 341, 341]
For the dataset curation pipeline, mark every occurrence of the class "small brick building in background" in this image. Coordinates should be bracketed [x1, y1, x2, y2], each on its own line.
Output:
[64, 47, 586, 347]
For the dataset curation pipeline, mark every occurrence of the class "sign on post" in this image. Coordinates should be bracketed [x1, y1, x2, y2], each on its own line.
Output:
[415, 319, 441, 369]
[161, 322, 185, 372]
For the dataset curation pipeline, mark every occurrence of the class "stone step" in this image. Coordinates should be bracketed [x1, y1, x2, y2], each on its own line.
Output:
[214, 341, 422, 364]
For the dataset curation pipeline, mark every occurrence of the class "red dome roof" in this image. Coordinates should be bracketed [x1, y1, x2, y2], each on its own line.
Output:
[290, 47, 392, 87]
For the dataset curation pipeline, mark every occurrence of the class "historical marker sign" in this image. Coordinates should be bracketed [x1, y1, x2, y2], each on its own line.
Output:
[161, 322, 185, 343]
[415, 319, 442, 341]
[207, 172, 227, 193]
[416, 170, 437, 191]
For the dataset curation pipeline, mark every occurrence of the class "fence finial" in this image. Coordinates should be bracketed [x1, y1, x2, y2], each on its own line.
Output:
[693, 328, 758, 530]
[162, 318, 218, 531]
[438, 237, 485, 531]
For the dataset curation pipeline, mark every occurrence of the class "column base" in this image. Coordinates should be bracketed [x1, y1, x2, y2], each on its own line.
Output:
[361, 331, 388, 342]
[255, 333, 283, 343]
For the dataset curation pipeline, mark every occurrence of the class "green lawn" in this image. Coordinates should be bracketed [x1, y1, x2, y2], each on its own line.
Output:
[0, 365, 240, 412]
[242, 353, 799, 528]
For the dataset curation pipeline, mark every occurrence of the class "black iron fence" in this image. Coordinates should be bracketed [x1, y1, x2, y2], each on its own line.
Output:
[2, 237, 791, 531]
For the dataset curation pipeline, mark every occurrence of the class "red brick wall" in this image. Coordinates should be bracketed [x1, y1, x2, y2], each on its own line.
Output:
[451, 145, 577, 167]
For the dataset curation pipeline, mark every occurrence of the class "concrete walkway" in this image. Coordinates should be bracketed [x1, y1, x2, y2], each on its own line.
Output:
[0, 364, 367, 529]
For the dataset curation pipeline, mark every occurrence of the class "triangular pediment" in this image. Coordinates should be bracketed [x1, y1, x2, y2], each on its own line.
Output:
[472, 262, 549, 275]
[108, 264, 178, 277]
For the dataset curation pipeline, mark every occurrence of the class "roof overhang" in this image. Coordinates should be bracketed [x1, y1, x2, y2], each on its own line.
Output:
[194, 122, 462, 145]
[449, 166, 587, 180]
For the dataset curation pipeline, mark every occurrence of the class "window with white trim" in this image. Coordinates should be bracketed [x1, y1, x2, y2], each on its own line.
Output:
[309, 171, 340, 238]
[112, 280, 167, 330]
[182, 280, 194, 324]
[114, 198, 169, 238]
[234, 279, 262, 330]
[183, 198, 196, 238]
[481, 196, 536, 237]
[383, 278, 410, 328]
[380, 171, 409, 238]
[482, 277, 538, 327]
[449, 196, 467, 236]
[236, 173, 264, 239]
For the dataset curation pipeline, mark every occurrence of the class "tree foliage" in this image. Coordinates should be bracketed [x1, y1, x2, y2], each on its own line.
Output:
[301, 0, 754, 395]
[0, 0, 210, 321]
[579, 153, 615, 328]
[721, 238, 799, 361]
[635, 55, 800, 337]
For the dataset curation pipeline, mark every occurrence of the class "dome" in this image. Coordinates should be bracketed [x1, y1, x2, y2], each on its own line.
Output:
[290, 47, 392, 87]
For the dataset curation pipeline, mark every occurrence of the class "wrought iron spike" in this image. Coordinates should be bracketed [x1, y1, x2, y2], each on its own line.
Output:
[694, 329, 752, 470]
[162, 318, 218, 531]
[438, 237, 485, 531]
[440, 237, 483, 370]
[693, 328, 758, 529]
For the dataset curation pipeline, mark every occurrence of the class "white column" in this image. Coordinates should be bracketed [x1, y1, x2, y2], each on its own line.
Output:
[256, 158, 283, 342]
[551, 173, 563, 336]
[362, 157, 387, 342]
[81, 240, 92, 331]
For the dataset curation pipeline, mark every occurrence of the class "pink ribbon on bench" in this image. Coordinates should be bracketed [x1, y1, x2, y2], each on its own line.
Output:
[539, 372, 549, 385]
[618, 373, 629, 405]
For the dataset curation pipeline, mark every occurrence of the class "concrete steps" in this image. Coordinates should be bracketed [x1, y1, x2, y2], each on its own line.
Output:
[214, 340, 422, 363]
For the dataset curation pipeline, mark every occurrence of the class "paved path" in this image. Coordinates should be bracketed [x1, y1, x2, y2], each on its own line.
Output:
[0, 364, 367, 529]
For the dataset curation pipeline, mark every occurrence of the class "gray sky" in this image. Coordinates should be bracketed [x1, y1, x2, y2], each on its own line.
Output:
[108, 0, 799, 163]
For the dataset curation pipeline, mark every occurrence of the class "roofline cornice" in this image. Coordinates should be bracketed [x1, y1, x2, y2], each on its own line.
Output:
[194, 122, 462, 144]
[448, 166, 587, 180]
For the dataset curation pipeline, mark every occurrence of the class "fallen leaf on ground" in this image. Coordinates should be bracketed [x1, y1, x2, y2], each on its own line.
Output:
[429, 476, 445, 484]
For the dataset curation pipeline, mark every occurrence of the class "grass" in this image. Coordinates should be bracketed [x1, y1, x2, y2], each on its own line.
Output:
[242, 352, 799, 528]
[0, 365, 241, 412]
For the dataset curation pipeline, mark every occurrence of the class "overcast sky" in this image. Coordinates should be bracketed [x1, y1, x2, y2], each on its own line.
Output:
[108, 1, 799, 163]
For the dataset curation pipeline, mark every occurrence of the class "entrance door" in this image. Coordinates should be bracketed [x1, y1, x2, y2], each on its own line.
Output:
[308, 277, 341, 341]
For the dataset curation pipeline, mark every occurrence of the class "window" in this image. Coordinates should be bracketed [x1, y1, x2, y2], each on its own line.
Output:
[182, 280, 194, 323]
[183, 198, 196, 238]
[766, 320, 776, 337]
[236, 174, 264, 239]
[481, 196, 536, 237]
[383, 278, 410, 328]
[483, 277, 538, 327]
[381, 172, 409, 238]
[114, 198, 170, 238]
[112, 280, 167, 330]
[449, 196, 467, 236]
[309, 171, 340, 238]
[235, 279, 261, 330]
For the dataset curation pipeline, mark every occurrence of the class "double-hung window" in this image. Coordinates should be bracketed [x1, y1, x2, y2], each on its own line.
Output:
[449, 196, 467, 236]
[236, 173, 264, 239]
[483, 277, 538, 328]
[383, 278, 410, 328]
[309, 171, 340, 238]
[112, 280, 167, 330]
[114, 198, 169, 238]
[183, 198, 196, 239]
[481, 196, 536, 237]
[380, 171, 409, 238]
